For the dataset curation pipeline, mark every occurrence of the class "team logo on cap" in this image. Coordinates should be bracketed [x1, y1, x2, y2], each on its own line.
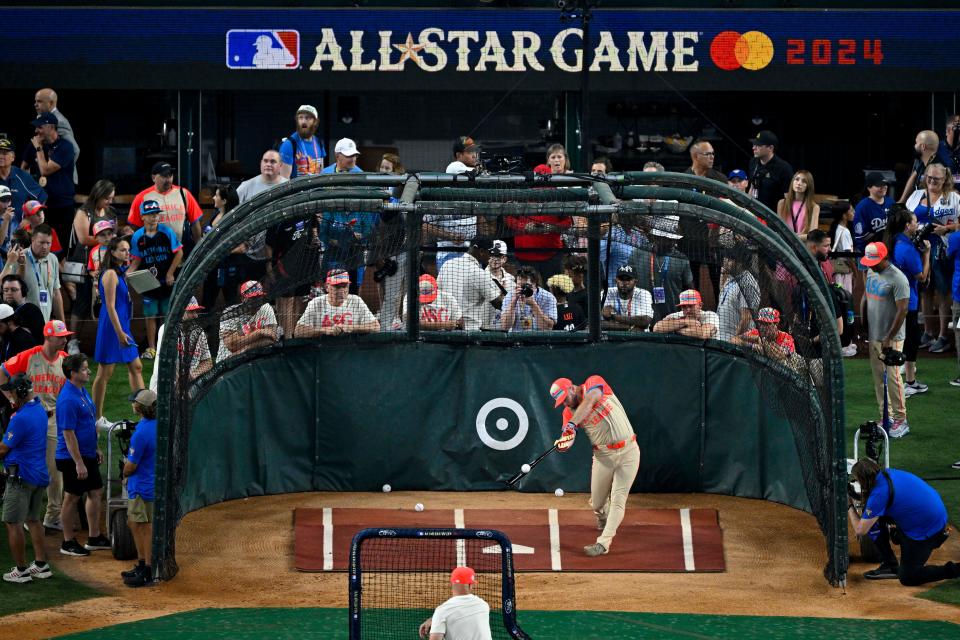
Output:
[227, 30, 300, 70]
[550, 382, 565, 401]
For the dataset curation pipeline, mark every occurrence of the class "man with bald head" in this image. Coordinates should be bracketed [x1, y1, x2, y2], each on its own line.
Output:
[32, 89, 79, 185]
[899, 130, 940, 203]
[684, 138, 726, 183]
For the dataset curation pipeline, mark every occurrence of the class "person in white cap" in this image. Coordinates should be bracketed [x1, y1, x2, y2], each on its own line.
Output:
[322, 138, 363, 175]
[418, 566, 491, 640]
[279, 105, 326, 179]
[148, 296, 211, 392]
[0, 302, 33, 360]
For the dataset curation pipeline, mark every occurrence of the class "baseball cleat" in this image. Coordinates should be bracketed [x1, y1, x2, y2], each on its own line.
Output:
[583, 543, 608, 557]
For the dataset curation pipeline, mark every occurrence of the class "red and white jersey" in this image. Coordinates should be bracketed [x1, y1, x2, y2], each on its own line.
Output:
[401, 291, 463, 325]
[561, 374, 634, 447]
[2, 345, 67, 412]
[217, 303, 278, 361]
[297, 294, 375, 329]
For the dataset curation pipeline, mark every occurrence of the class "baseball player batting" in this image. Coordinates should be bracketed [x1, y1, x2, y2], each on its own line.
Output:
[550, 375, 640, 556]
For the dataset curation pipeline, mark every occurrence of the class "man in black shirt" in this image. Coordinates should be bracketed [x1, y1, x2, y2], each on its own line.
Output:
[266, 216, 322, 338]
[0, 304, 38, 360]
[747, 130, 793, 213]
[562, 254, 588, 316]
[2, 274, 44, 346]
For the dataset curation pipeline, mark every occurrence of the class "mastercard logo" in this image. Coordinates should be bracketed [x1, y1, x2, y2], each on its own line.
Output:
[710, 30, 774, 71]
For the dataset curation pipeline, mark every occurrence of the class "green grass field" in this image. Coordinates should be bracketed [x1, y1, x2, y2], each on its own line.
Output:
[2, 356, 960, 620]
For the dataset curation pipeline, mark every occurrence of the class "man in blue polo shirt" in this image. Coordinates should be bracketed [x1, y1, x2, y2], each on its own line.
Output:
[0, 373, 51, 583]
[121, 388, 157, 588]
[55, 353, 108, 557]
[849, 458, 959, 585]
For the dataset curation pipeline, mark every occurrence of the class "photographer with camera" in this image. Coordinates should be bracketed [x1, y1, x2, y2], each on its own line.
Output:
[885, 205, 931, 397]
[0, 373, 51, 583]
[849, 458, 959, 584]
[861, 242, 911, 438]
[500, 266, 557, 333]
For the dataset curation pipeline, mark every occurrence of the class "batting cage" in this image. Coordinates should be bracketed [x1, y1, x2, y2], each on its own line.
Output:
[153, 171, 847, 588]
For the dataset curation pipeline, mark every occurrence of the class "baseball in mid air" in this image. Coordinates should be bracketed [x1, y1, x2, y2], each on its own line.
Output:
[521, 464, 531, 473]
[382, 484, 392, 493]
[415, 503, 425, 512]
[554, 488, 564, 497]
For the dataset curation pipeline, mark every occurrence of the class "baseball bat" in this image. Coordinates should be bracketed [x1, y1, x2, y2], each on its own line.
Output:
[504, 443, 559, 488]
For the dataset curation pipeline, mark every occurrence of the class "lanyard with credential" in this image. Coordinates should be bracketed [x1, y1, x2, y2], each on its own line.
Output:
[648, 253, 670, 288]
[615, 291, 633, 315]
[25, 250, 51, 292]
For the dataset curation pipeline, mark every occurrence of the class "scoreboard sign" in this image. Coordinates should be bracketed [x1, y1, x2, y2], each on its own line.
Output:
[2, 7, 958, 91]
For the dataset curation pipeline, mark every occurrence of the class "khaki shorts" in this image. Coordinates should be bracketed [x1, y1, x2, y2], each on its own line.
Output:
[128, 496, 154, 523]
[2, 480, 46, 523]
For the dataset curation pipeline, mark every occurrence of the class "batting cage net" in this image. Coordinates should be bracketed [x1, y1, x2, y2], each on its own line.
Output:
[154, 172, 847, 586]
[348, 528, 529, 640]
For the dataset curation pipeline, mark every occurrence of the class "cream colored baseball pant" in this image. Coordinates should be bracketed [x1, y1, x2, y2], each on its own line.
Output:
[590, 440, 640, 550]
[868, 340, 906, 423]
[45, 413, 63, 525]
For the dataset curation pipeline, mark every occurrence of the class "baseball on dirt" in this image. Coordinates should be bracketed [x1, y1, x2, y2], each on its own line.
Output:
[554, 488, 564, 497]
[415, 503, 424, 512]
[521, 464, 531, 473]
[382, 484, 392, 493]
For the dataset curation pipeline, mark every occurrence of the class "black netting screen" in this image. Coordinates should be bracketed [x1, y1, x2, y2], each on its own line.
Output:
[154, 172, 847, 587]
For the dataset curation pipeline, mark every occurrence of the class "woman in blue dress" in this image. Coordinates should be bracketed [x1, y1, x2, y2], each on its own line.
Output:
[91, 236, 144, 419]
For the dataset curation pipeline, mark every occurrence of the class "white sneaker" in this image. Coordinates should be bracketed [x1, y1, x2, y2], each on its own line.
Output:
[67, 338, 81, 356]
[27, 561, 52, 579]
[841, 344, 857, 357]
[3, 566, 32, 583]
[96, 416, 114, 432]
[889, 420, 910, 439]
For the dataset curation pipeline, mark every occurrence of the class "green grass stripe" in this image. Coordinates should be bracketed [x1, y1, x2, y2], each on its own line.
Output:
[54, 607, 960, 639]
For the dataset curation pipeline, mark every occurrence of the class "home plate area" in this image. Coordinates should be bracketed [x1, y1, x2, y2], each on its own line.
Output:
[294, 507, 724, 572]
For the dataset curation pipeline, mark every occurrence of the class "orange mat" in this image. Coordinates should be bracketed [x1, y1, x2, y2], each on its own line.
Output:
[294, 507, 724, 572]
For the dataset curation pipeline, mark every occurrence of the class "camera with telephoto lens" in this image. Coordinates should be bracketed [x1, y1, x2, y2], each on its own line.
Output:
[860, 420, 885, 462]
[372, 258, 398, 283]
[521, 284, 535, 298]
[879, 347, 906, 367]
[911, 222, 938, 253]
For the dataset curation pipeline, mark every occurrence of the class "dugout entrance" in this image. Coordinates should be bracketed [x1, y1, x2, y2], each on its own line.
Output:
[154, 172, 847, 586]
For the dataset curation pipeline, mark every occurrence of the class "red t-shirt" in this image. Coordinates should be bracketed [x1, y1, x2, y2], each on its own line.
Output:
[745, 329, 796, 354]
[2, 345, 68, 410]
[504, 215, 572, 262]
[20, 221, 63, 253]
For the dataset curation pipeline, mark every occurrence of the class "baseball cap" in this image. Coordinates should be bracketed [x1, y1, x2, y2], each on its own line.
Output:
[471, 237, 495, 252]
[128, 388, 158, 407]
[453, 136, 479, 154]
[43, 319, 74, 337]
[748, 130, 778, 147]
[30, 112, 58, 128]
[490, 240, 508, 256]
[297, 104, 319, 119]
[864, 171, 890, 188]
[0, 185, 12, 201]
[728, 169, 748, 181]
[334, 138, 360, 157]
[446, 161, 472, 175]
[757, 307, 781, 324]
[326, 269, 351, 286]
[151, 161, 175, 176]
[678, 290, 702, 306]
[185, 296, 204, 312]
[0, 303, 14, 322]
[0, 138, 13, 153]
[549, 377, 575, 408]
[92, 219, 117, 236]
[418, 274, 438, 304]
[239, 280, 266, 299]
[616, 265, 636, 280]
[860, 241, 888, 267]
[450, 566, 476, 585]
[546, 273, 574, 295]
[140, 199, 162, 216]
[533, 163, 553, 175]
[22, 200, 46, 218]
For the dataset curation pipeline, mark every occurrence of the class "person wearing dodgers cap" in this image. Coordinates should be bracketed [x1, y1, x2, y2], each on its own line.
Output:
[279, 105, 326, 179]
[652, 289, 719, 338]
[547, 371, 640, 558]
[418, 566, 492, 640]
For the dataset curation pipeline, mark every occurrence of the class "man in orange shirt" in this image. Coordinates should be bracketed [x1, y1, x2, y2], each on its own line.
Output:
[0, 320, 71, 530]
[127, 163, 203, 247]
[550, 375, 640, 557]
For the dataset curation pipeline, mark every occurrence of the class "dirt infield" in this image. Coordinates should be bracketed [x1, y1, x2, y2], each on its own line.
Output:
[7, 491, 960, 639]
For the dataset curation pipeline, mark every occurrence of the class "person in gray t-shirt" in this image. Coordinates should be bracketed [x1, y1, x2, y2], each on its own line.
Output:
[236, 149, 290, 263]
[717, 253, 760, 341]
[861, 241, 911, 434]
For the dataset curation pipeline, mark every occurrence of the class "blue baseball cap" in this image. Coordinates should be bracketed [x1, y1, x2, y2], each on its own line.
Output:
[30, 112, 58, 128]
[140, 199, 162, 216]
[728, 169, 748, 181]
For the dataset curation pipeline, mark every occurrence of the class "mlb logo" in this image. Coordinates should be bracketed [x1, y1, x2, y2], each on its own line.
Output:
[226, 30, 299, 70]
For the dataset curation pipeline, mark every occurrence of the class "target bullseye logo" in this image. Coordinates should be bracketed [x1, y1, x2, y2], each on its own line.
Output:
[476, 398, 529, 451]
[710, 30, 774, 71]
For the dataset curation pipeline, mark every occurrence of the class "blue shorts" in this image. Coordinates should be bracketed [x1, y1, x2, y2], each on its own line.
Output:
[142, 296, 170, 317]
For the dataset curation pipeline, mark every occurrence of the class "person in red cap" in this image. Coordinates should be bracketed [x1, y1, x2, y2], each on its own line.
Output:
[401, 274, 463, 331]
[18, 201, 63, 254]
[217, 280, 279, 360]
[652, 289, 718, 338]
[548, 374, 640, 557]
[0, 319, 72, 531]
[861, 240, 911, 438]
[294, 269, 379, 338]
[731, 307, 796, 362]
[418, 566, 491, 640]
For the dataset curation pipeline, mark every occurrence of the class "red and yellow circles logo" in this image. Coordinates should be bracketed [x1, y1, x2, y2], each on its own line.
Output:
[710, 30, 774, 71]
